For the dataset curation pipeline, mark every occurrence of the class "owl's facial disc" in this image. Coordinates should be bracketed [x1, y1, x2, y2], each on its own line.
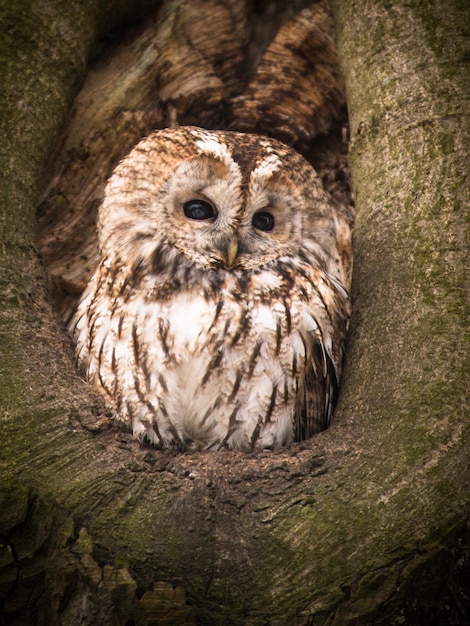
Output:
[177, 196, 288, 271]
[150, 149, 307, 272]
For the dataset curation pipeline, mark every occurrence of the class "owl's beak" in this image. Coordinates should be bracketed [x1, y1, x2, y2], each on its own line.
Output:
[226, 239, 239, 267]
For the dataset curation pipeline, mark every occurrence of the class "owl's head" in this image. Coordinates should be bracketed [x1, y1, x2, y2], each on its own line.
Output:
[98, 126, 350, 286]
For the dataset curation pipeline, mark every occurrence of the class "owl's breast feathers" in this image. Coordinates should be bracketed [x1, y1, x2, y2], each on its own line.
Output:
[73, 258, 349, 451]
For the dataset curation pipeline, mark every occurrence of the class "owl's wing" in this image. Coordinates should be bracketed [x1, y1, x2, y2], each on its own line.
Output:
[294, 341, 339, 440]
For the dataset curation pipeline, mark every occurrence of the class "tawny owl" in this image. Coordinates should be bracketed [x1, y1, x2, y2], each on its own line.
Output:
[71, 126, 352, 451]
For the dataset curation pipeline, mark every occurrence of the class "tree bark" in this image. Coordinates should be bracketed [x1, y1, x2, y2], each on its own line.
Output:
[1, 1, 469, 625]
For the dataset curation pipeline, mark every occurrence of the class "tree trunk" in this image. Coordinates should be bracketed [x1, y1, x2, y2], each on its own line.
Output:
[1, 1, 469, 624]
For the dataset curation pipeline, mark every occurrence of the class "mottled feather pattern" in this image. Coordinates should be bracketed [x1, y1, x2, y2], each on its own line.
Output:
[71, 127, 352, 451]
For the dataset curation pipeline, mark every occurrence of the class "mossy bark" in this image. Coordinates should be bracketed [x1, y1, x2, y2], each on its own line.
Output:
[1, 0, 469, 624]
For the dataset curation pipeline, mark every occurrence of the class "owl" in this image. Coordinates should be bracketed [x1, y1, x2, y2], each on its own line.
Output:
[71, 126, 352, 451]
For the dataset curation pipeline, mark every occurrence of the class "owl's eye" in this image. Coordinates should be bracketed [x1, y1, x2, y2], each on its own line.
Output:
[252, 211, 275, 232]
[183, 199, 217, 221]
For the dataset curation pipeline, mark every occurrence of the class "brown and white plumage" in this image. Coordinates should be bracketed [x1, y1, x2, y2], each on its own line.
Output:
[71, 126, 352, 451]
